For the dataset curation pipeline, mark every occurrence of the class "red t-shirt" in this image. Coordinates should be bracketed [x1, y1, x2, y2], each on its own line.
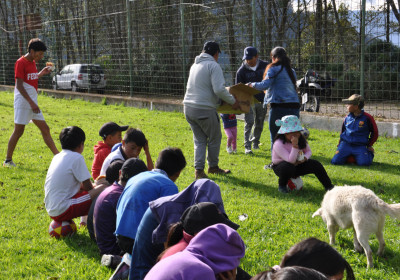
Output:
[15, 56, 39, 91]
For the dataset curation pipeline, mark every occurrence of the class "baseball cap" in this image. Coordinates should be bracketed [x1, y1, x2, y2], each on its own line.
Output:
[243, 46, 258, 60]
[203, 41, 221, 55]
[120, 158, 148, 182]
[342, 94, 364, 106]
[99, 122, 129, 139]
[180, 202, 239, 236]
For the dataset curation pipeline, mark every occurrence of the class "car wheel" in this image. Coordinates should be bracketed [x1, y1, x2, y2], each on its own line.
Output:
[71, 82, 78, 92]
[91, 73, 101, 84]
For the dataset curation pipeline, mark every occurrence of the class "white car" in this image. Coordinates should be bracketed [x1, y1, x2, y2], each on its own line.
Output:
[52, 64, 106, 94]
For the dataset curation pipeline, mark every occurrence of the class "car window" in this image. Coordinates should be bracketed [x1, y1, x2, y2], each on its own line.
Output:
[80, 65, 104, 74]
[60, 66, 69, 75]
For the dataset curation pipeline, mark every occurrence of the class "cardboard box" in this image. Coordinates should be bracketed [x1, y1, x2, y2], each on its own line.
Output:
[217, 83, 262, 114]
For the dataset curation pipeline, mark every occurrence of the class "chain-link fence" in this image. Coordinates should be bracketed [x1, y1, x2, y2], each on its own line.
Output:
[1, 0, 399, 119]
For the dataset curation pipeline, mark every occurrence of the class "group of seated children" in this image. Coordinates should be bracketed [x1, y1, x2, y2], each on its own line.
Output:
[43, 93, 376, 279]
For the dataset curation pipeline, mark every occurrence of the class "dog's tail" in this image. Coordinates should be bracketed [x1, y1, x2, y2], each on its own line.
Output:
[312, 208, 322, 218]
[379, 201, 400, 220]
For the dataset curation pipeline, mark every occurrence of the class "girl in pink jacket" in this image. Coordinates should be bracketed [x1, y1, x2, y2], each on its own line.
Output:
[271, 115, 334, 193]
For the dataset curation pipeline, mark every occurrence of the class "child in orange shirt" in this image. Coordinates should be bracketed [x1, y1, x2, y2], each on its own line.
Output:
[91, 122, 128, 180]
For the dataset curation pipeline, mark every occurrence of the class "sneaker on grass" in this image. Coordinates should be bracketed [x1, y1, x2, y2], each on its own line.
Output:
[3, 160, 16, 167]
[245, 148, 253, 155]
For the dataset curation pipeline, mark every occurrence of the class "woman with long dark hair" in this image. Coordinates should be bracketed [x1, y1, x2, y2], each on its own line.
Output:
[248, 47, 300, 151]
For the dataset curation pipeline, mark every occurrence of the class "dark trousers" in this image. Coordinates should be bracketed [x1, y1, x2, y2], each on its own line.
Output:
[116, 235, 135, 255]
[272, 159, 333, 190]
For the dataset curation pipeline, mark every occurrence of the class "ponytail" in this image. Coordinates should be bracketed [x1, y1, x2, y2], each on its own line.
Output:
[264, 47, 297, 88]
[165, 222, 184, 249]
[156, 222, 184, 263]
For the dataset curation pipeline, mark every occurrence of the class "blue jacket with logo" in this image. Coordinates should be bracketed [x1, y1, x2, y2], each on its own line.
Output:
[339, 110, 378, 147]
[251, 65, 299, 105]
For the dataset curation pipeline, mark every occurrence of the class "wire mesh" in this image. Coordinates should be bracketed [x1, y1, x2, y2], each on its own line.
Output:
[0, 0, 399, 120]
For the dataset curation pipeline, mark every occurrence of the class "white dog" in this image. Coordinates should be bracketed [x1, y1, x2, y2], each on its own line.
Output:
[312, 185, 400, 268]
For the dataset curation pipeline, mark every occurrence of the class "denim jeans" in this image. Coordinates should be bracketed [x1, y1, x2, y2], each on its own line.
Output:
[129, 208, 163, 280]
[268, 106, 300, 150]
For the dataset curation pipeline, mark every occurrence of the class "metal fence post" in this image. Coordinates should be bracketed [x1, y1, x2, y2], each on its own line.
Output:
[180, 0, 187, 89]
[360, 0, 366, 97]
[20, 0, 26, 56]
[1, 33, 5, 84]
[49, 0, 57, 89]
[127, 0, 134, 97]
[84, 0, 91, 92]
[252, 0, 256, 47]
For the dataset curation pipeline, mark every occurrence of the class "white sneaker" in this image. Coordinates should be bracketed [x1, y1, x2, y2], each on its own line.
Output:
[245, 148, 253, 155]
[226, 146, 233, 154]
[3, 160, 16, 167]
[232, 149, 237, 154]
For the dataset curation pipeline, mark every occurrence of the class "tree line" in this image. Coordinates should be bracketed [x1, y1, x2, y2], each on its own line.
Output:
[0, 0, 399, 100]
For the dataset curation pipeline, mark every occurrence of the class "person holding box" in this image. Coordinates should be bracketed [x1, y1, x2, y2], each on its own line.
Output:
[183, 41, 239, 179]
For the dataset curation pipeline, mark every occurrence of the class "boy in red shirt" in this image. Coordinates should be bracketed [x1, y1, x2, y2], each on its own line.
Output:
[91, 122, 129, 180]
[3, 38, 59, 167]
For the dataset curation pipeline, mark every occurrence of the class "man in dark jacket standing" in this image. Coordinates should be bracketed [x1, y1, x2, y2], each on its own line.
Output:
[236, 47, 268, 154]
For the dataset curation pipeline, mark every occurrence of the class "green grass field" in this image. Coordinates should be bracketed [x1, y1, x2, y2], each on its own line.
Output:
[1, 90, 400, 279]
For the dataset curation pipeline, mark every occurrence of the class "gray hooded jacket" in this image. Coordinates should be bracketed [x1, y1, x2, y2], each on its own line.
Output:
[183, 53, 235, 109]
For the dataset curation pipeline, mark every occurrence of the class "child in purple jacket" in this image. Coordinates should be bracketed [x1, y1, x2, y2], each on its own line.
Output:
[144, 223, 245, 280]
[220, 113, 237, 154]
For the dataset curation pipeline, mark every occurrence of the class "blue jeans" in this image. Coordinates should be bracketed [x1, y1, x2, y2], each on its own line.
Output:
[268, 106, 300, 149]
[129, 208, 163, 280]
[331, 141, 374, 166]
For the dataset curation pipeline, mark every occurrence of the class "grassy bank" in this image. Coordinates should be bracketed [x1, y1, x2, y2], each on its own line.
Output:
[1, 91, 400, 279]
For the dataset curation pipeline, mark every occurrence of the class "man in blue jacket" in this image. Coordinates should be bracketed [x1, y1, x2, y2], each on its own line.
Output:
[236, 47, 268, 154]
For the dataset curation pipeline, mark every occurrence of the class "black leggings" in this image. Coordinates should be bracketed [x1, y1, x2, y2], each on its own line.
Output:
[272, 159, 333, 190]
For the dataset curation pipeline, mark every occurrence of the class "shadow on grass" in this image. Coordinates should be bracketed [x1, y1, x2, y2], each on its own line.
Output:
[0, 101, 13, 108]
[337, 234, 400, 274]
[312, 154, 400, 176]
[63, 231, 100, 259]
[210, 172, 327, 205]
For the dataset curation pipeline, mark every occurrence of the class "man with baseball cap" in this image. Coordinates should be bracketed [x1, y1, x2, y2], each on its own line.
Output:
[331, 94, 378, 166]
[183, 41, 240, 179]
[236, 46, 268, 154]
[91, 122, 129, 180]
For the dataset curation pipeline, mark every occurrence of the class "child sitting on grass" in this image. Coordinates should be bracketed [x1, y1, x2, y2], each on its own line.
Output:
[331, 94, 378, 166]
[271, 115, 334, 193]
[100, 128, 154, 176]
[220, 113, 237, 154]
[44, 126, 108, 222]
[91, 122, 128, 180]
